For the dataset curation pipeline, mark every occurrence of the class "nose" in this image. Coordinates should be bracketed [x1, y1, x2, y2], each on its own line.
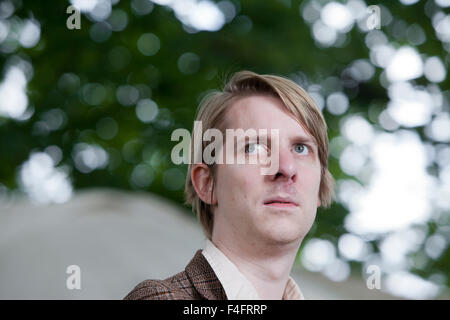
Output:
[270, 145, 297, 183]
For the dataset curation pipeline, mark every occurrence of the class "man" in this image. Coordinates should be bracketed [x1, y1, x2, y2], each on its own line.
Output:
[124, 70, 335, 300]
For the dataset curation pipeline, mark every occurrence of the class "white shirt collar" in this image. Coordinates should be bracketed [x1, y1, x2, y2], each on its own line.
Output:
[201, 239, 305, 300]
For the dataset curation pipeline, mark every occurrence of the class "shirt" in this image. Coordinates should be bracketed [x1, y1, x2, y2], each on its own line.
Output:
[201, 239, 305, 300]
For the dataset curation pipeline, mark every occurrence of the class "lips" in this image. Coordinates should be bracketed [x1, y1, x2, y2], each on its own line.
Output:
[263, 196, 299, 207]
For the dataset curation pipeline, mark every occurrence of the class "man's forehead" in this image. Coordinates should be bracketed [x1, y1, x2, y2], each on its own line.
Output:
[223, 95, 317, 144]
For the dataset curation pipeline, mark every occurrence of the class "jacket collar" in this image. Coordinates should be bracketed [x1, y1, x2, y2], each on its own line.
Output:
[185, 250, 228, 300]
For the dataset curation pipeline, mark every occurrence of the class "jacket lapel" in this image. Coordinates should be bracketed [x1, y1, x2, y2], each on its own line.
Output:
[185, 250, 228, 300]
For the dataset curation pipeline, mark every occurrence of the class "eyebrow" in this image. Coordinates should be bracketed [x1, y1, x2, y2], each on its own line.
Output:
[290, 135, 318, 147]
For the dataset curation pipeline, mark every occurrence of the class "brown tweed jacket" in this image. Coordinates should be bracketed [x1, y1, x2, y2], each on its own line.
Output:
[124, 249, 228, 300]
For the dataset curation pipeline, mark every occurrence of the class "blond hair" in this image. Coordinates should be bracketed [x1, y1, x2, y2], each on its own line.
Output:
[184, 70, 336, 240]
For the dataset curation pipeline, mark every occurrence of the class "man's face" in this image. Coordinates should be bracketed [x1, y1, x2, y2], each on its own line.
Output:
[212, 94, 322, 246]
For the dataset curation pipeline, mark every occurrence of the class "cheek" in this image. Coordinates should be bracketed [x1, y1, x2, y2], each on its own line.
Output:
[218, 166, 259, 204]
[216, 166, 240, 201]
[238, 166, 262, 190]
[298, 163, 321, 192]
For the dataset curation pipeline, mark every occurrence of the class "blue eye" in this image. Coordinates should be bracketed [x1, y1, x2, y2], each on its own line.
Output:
[245, 143, 267, 154]
[294, 143, 309, 154]
[245, 143, 309, 155]
[245, 143, 258, 153]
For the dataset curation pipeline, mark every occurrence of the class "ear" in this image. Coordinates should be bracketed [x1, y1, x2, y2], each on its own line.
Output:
[317, 198, 321, 208]
[191, 163, 217, 205]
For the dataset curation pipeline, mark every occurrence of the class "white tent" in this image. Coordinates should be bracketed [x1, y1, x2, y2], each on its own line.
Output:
[0, 188, 397, 299]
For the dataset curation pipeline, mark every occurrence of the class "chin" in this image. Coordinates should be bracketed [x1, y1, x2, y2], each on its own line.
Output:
[262, 227, 303, 245]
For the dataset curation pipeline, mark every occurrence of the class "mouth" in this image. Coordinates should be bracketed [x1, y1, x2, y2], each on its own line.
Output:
[265, 202, 297, 207]
[263, 197, 299, 208]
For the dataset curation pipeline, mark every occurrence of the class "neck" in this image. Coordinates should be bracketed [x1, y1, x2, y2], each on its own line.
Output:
[211, 233, 302, 300]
